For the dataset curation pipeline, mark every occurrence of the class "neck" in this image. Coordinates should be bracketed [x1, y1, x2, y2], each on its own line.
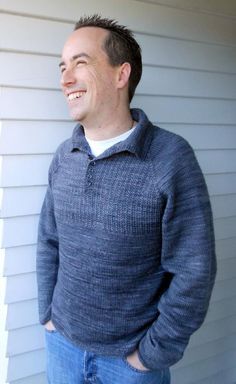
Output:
[82, 107, 133, 141]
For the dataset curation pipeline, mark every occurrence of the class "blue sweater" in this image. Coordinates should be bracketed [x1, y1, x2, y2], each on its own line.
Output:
[36, 108, 216, 370]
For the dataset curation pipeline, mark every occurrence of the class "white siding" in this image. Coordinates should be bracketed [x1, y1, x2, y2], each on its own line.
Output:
[0, 0, 235, 383]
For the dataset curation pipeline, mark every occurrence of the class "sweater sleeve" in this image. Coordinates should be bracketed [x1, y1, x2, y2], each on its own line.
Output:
[36, 164, 59, 325]
[138, 141, 217, 370]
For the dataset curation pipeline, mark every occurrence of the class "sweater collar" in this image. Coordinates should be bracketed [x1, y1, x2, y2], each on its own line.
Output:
[70, 108, 154, 160]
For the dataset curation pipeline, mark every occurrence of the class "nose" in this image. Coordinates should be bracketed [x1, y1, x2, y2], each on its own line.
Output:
[60, 68, 76, 88]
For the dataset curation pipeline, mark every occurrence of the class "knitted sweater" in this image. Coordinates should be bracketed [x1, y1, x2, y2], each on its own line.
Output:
[36, 108, 216, 370]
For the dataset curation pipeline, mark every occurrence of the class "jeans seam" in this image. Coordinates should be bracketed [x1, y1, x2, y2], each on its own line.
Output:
[83, 351, 87, 381]
[160, 369, 164, 383]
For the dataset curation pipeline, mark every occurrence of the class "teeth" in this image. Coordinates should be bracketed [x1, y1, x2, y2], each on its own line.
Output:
[68, 91, 85, 101]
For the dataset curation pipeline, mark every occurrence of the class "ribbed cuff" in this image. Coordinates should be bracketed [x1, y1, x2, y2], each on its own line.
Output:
[39, 306, 51, 325]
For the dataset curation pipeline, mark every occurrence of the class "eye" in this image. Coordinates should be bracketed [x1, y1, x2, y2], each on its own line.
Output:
[60, 66, 66, 74]
[76, 60, 86, 67]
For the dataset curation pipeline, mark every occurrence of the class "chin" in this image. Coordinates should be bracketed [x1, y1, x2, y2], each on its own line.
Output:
[69, 111, 85, 122]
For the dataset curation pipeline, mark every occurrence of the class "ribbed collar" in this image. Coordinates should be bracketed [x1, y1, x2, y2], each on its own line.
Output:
[70, 108, 154, 160]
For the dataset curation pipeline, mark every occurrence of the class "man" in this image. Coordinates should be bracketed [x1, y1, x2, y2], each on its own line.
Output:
[37, 15, 216, 384]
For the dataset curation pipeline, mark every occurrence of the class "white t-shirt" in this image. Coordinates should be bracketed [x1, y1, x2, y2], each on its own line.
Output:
[85, 125, 136, 157]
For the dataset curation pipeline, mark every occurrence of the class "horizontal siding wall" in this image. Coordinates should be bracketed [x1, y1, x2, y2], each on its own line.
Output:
[0, 0, 236, 383]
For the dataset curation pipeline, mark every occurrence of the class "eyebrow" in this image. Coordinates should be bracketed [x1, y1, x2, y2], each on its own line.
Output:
[59, 53, 91, 68]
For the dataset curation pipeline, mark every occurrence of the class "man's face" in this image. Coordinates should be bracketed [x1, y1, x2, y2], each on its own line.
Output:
[60, 27, 121, 125]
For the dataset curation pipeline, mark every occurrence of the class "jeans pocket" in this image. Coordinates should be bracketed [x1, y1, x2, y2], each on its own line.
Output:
[122, 357, 152, 375]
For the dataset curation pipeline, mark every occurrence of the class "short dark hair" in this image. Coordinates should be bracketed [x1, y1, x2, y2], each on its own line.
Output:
[74, 14, 142, 102]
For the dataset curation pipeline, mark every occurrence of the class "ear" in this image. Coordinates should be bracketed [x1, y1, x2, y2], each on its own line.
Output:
[117, 62, 131, 89]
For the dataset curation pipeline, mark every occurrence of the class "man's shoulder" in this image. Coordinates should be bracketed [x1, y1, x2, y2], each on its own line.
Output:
[55, 137, 72, 156]
[49, 137, 72, 175]
[150, 124, 194, 159]
[151, 123, 188, 145]
[148, 124, 201, 187]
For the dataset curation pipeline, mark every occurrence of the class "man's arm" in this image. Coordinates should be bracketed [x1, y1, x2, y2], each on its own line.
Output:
[137, 142, 217, 370]
[36, 175, 59, 325]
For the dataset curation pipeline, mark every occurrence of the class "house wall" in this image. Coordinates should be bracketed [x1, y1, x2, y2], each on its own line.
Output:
[0, 0, 236, 383]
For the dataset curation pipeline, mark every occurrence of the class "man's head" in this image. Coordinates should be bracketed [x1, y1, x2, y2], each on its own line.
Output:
[74, 15, 142, 103]
[60, 15, 142, 126]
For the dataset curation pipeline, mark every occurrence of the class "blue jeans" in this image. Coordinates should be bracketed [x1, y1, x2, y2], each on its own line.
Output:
[45, 330, 170, 384]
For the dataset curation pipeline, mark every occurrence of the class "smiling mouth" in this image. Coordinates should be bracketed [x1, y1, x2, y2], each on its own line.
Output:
[67, 91, 86, 101]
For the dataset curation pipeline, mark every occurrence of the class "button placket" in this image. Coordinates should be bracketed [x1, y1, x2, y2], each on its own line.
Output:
[86, 158, 96, 189]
